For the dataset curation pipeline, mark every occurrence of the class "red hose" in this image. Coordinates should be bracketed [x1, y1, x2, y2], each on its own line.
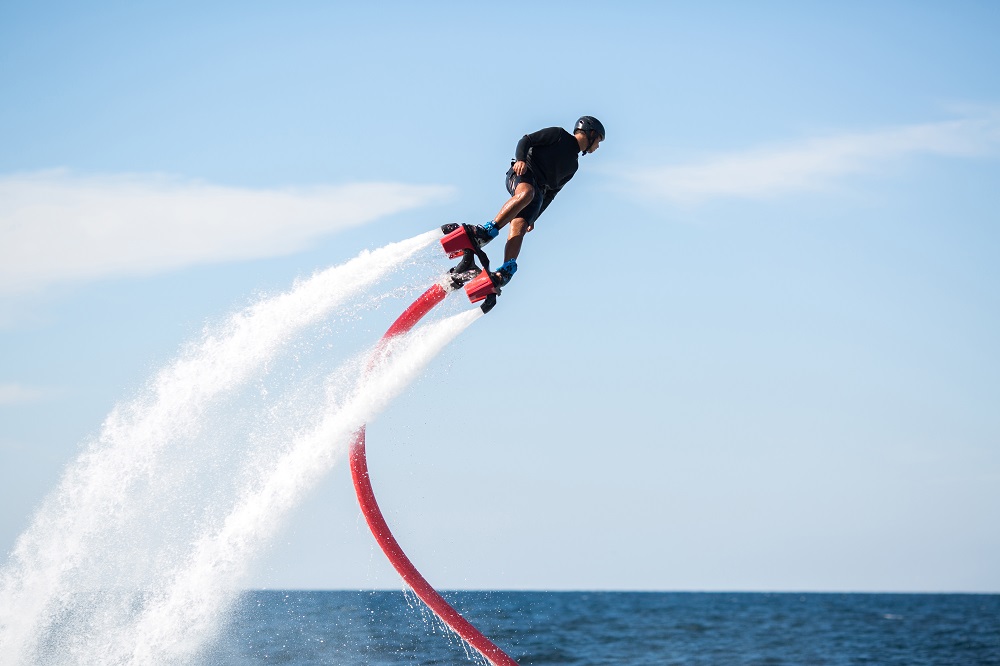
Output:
[349, 283, 520, 666]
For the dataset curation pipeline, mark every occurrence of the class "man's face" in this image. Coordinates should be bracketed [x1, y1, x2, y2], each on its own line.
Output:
[586, 134, 603, 154]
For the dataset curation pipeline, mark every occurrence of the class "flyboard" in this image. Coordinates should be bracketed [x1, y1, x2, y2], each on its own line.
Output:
[349, 224, 520, 666]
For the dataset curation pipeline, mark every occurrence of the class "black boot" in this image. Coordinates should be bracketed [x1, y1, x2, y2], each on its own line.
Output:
[492, 259, 517, 287]
[469, 221, 499, 248]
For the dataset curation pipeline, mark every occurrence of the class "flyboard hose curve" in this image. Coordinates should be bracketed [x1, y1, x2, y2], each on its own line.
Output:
[348, 267, 520, 666]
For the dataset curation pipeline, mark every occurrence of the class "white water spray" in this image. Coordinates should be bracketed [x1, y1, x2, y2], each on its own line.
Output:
[0, 230, 473, 665]
[119, 309, 480, 665]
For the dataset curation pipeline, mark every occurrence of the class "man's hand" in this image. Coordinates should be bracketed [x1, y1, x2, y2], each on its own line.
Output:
[512, 160, 528, 176]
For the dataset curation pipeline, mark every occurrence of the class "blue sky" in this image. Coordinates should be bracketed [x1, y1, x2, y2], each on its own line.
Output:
[1, 1, 999, 594]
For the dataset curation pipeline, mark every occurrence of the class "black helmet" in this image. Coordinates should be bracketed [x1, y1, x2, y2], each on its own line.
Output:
[575, 116, 605, 140]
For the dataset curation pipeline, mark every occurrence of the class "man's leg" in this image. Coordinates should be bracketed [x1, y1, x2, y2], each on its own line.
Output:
[481, 177, 538, 288]
[503, 216, 531, 262]
[488, 215, 530, 287]
[492, 182, 535, 230]
[466, 181, 534, 249]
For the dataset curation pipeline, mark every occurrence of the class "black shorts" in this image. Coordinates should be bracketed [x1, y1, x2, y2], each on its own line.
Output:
[505, 165, 546, 226]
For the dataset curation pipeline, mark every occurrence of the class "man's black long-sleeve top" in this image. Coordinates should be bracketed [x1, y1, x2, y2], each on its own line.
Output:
[514, 127, 581, 216]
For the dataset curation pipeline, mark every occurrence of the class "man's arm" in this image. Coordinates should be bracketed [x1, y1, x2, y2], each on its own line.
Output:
[514, 134, 532, 163]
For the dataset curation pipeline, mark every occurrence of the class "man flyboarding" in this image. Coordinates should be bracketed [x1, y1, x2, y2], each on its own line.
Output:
[477, 115, 605, 284]
[441, 116, 605, 310]
[364, 116, 605, 664]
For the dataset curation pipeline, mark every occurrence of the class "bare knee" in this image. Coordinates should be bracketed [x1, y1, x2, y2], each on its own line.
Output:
[513, 183, 535, 205]
[508, 218, 531, 238]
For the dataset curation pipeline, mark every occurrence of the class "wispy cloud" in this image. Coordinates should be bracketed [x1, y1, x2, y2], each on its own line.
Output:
[0, 383, 46, 405]
[626, 110, 1000, 204]
[0, 171, 454, 294]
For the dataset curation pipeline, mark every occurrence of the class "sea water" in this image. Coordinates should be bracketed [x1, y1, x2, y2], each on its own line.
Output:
[205, 590, 1000, 665]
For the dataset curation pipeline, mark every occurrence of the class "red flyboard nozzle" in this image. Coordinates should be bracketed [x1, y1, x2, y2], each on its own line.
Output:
[440, 225, 475, 259]
[464, 269, 498, 303]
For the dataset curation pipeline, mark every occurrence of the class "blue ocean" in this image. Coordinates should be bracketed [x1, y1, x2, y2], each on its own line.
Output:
[204, 591, 1000, 665]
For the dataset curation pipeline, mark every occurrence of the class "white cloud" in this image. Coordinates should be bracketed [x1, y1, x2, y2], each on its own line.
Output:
[627, 110, 1000, 204]
[0, 383, 45, 405]
[0, 171, 454, 293]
